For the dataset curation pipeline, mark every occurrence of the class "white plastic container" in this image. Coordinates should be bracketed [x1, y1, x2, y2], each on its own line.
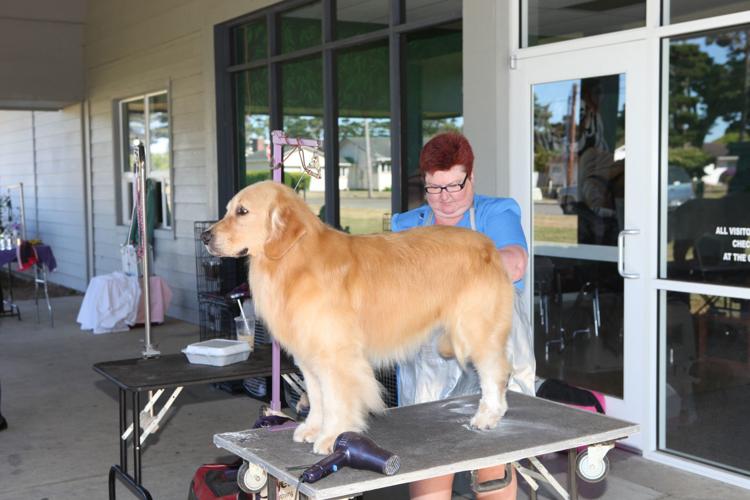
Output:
[182, 339, 251, 366]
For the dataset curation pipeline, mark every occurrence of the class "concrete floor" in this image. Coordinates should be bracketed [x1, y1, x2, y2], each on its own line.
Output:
[1, 295, 749, 499]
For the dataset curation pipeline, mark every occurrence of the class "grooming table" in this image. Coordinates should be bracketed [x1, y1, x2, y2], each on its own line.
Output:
[93, 344, 298, 500]
[215, 392, 639, 500]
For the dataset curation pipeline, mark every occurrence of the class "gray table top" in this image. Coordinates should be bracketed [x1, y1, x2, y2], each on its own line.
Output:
[93, 344, 297, 392]
[214, 391, 639, 499]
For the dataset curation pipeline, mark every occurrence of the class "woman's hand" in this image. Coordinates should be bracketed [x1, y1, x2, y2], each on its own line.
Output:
[498, 245, 528, 282]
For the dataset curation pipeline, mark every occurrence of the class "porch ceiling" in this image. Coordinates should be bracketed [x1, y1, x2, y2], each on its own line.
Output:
[0, 0, 86, 110]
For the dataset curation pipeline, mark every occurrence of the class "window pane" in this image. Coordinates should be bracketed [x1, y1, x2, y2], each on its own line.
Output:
[666, 0, 750, 25]
[336, 0, 389, 39]
[232, 19, 267, 64]
[281, 56, 324, 215]
[532, 74, 627, 399]
[534, 257, 623, 397]
[123, 100, 145, 172]
[664, 27, 750, 287]
[533, 75, 626, 248]
[280, 2, 323, 54]
[338, 42, 391, 235]
[525, 0, 645, 47]
[405, 22, 463, 210]
[661, 291, 750, 475]
[148, 93, 169, 172]
[405, 0, 461, 24]
[235, 68, 270, 188]
[147, 93, 171, 228]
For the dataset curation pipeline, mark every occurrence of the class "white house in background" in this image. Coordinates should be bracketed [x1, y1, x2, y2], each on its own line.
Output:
[339, 137, 392, 191]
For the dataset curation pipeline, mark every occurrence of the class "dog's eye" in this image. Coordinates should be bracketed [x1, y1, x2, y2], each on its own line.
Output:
[236, 206, 248, 216]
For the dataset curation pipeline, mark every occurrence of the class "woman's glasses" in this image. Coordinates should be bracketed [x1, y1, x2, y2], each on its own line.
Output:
[424, 173, 469, 195]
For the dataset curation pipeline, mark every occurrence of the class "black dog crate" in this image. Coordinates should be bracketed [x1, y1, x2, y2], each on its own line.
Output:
[376, 368, 398, 408]
[195, 220, 246, 340]
[195, 220, 235, 297]
[198, 293, 238, 341]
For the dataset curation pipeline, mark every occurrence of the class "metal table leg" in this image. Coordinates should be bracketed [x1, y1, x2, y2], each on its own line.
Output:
[119, 388, 127, 473]
[133, 391, 142, 485]
[109, 389, 152, 500]
[267, 475, 278, 500]
[34, 263, 53, 327]
[568, 449, 578, 500]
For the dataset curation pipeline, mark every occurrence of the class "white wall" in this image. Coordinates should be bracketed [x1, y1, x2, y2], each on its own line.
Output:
[0, 107, 88, 291]
[463, 0, 512, 198]
[82, 0, 277, 322]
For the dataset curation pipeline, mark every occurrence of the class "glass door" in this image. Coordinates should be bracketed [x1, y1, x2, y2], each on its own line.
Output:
[658, 25, 750, 477]
[510, 41, 652, 449]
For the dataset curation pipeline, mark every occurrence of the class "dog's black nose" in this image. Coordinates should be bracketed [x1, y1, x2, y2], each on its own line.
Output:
[200, 230, 212, 245]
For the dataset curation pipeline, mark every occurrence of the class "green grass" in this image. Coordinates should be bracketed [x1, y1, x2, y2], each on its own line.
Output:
[534, 225, 577, 244]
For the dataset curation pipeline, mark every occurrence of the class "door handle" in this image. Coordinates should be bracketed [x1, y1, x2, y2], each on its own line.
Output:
[618, 229, 640, 279]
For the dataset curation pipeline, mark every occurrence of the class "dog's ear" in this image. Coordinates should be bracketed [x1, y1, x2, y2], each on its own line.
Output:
[264, 205, 306, 260]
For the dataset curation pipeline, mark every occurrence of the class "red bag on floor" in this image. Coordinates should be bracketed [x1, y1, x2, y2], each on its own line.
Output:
[188, 461, 251, 500]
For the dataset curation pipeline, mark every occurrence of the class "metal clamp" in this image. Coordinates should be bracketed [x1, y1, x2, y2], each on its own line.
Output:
[470, 463, 514, 493]
[617, 229, 640, 279]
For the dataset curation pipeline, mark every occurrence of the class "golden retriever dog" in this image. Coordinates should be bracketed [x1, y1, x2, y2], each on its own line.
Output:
[202, 181, 514, 454]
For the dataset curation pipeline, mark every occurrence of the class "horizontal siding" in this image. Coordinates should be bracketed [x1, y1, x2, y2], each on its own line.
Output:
[3, 0, 276, 323]
[84, 0, 231, 322]
[0, 107, 88, 292]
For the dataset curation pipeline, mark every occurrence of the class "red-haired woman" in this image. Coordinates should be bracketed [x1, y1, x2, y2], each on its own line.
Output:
[392, 132, 534, 500]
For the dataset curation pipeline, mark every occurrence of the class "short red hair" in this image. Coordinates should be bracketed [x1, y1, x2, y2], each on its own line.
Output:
[419, 132, 474, 177]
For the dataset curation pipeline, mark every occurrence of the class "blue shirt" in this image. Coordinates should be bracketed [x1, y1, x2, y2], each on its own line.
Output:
[391, 195, 528, 288]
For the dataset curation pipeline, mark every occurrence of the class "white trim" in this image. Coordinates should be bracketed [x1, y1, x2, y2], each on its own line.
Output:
[656, 289, 667, 453]
[658, 38, 670, 281]
[658, 9, 750, 38]
[516, 27, 648, 60]
[653, 279, 750, 300]
[645, 450, 750, 490]
[647, 0, 661, 28]
[516, 2, 750, 61]
[117, 89, 172, 230]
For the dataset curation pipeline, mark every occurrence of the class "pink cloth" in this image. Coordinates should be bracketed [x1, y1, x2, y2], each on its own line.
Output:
[135, 276, 173, 324]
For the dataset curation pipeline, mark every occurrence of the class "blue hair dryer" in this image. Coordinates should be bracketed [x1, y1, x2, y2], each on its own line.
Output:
[301, 432, 400, 483]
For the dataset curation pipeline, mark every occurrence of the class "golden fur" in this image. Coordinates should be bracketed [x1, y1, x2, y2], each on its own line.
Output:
[204, 181, 514, 454]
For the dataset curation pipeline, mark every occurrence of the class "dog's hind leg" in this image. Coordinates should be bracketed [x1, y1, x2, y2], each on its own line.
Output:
[470, 342, 511, 429]
[452, 305, 512, 430]
[312, 352, 384, 454]
[293, 362, 323, 444]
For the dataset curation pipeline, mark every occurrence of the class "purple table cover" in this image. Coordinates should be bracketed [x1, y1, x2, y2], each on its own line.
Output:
[0, 244, 57, 272]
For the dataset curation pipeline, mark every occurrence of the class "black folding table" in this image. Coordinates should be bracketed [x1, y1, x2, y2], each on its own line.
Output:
[94, 344, 297, 500]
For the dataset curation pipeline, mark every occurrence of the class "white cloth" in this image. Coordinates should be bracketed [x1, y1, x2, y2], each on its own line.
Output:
[398, 289, 536, 406]
[77, 272, 141, 334]
[397, 207, 536, 405]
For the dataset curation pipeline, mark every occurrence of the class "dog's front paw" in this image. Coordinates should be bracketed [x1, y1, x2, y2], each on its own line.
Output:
[312, 434, 337, 455]
[470, 400, 507, 430]
[293, 422, 320, 443]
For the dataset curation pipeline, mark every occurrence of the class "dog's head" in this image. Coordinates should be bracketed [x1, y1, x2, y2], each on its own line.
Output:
[201, 181, 309, 260]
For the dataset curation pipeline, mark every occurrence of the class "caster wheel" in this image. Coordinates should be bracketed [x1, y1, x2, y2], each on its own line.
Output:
[238, 461, 268, 493]
[576, 449, 609, 483]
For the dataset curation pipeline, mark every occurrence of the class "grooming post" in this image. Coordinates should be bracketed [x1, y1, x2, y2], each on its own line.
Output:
[269, 130, 322, 411]
[137, 142, 160, 358]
